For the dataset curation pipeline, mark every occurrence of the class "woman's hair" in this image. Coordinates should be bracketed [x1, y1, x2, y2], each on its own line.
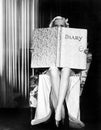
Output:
[49, 16, 69, 27]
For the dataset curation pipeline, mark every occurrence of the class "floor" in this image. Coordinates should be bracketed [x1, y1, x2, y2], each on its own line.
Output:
[0, 107, 100, 130]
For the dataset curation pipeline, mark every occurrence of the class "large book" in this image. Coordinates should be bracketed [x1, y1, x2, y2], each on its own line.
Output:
[30, 27, 87, 69]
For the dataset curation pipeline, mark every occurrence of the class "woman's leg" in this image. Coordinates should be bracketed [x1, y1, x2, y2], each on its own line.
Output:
[55, 67, 71, 126]
[49, 67, 60, 109]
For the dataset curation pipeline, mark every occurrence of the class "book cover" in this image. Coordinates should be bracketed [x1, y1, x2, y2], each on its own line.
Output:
[30, 27, 87, 69]
[30, 27, 59, 68]
[60, 27, 87, 69]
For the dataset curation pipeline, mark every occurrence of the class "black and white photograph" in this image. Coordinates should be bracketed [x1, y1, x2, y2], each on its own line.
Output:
[0, 0, 101, 130]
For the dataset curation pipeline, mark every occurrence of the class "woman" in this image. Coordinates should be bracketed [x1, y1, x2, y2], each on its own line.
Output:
[48, 16, 71, 127]
[31, 16, 89, 128]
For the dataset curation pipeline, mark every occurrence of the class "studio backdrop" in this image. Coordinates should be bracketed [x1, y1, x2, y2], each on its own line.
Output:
[0, 0, 38, 107]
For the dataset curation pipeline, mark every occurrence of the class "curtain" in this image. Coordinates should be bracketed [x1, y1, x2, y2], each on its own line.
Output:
[0, 0, 38, 107]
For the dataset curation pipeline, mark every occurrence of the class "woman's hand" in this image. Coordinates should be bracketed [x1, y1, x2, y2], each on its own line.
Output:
[84, 48, 89, 54]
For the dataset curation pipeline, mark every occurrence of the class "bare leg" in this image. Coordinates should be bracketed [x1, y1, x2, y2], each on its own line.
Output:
[49, 67, 60, 109]
[55, 67, 71, 126]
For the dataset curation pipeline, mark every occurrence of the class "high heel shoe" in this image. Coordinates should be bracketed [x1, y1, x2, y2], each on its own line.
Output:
[55, 107, 62, 127]
[62, 101, 69, 130]
[55, 102, 69, 130]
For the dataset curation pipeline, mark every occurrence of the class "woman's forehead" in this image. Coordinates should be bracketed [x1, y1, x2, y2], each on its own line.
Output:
[54, 17, 64, 21]
[54, 19, 65, 25]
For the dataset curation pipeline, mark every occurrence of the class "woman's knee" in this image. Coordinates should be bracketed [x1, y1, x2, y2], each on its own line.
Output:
[49, 67, 59, 76]
[61, 67, 71, 77]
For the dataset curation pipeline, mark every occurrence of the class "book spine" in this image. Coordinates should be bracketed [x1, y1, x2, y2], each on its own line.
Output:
[56, 27, 62, 67]
[59, 27, 62, 67]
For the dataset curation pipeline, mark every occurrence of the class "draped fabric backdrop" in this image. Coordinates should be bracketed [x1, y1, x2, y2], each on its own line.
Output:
[0, 0, 38, 107]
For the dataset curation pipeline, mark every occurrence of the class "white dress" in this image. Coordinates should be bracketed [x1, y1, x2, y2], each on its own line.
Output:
[30, 73, 85, 128]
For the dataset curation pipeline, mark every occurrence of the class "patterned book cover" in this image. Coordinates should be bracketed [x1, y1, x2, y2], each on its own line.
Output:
[30, 27, 87, 69]
[30, 27, 59, 68]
